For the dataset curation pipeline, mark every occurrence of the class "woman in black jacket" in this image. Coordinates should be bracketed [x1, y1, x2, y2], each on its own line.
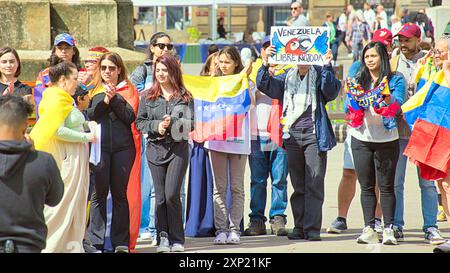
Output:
[136, 54, 194, 253]
[84, 52, 140, 253]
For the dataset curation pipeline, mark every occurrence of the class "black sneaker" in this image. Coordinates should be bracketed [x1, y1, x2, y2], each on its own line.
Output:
[306, 233, 322, 241]
[287, 228, 305, 240]
[83, 241, 102, 253]
[393, 226, 404, 242]
[244, 218, 267, 236]
[326, 217, 348, 234]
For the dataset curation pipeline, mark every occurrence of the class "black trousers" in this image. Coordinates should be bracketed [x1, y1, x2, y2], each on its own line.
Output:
[284, 128, 327, 236]
[148, 143, 189, 245]
[86, 147, 136, 250]
[351, 137, 399, 228]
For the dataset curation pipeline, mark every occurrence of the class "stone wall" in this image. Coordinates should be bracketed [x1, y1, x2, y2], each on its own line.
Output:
[0, 0, 51, 50]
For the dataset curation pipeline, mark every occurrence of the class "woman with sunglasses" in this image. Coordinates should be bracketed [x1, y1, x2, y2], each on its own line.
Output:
[84, 52, 141, 253]
[30, 61, 97, 252]
[34, 33, 81, 119]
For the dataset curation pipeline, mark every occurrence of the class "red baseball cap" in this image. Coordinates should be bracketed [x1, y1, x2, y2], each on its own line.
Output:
[372, 28, 393, 47]
[395, 23, 421, 38]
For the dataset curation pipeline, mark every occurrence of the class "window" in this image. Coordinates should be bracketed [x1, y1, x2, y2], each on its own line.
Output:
[273, 8, 291, 26]
[166, 7, 191, 30]
[137, 7, 155, 25]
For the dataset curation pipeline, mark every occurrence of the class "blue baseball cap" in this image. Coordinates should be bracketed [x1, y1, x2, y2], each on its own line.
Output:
[262, 35, 271, 47]
[54, 33, 76, 46]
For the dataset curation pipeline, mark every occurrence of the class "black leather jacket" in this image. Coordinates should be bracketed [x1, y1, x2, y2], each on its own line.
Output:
[135, 91, 194, 143]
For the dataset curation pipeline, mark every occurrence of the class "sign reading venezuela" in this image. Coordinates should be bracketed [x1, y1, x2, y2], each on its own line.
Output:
[269, 26, 329, 65]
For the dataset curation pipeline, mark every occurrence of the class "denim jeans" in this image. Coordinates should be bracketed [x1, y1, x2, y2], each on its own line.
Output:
[140, 138, 187, 237]
[394, 138, 438, 230]
[249, 136, 288, 222]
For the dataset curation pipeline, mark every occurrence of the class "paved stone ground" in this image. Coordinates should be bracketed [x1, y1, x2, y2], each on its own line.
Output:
[134, 59, 449, 253]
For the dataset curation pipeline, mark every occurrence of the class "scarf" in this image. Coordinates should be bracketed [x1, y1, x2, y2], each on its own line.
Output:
[282, 66, 317, 136]
[345, 77, 401, 130]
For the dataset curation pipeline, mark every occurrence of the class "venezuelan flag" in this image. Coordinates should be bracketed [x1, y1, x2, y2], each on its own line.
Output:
[30, 86, 73, 151]
[402, 70, 450, 180]
[183, 72, 251, 143]
[415, 57, 438, 92]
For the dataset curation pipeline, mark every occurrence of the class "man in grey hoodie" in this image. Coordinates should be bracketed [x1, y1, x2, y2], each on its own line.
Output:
[0, 95, 64, 253]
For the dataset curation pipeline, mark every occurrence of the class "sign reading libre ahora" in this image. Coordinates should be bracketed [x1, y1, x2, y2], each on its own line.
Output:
[269, 26, 329, 65]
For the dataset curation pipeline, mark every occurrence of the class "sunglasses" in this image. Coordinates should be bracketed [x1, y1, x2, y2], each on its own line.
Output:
[291, 7, 299, 10]
[155, 43, 174, 50]
[101, 65, 117, 72]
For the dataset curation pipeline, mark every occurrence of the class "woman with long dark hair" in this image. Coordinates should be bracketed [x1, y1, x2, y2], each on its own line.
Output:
[30, 61, 97, 252]
[84, 52, 141, 253]
[130, 32, 174, 244]
[346, 41, 406, 245]
[136, 54, 194, 252]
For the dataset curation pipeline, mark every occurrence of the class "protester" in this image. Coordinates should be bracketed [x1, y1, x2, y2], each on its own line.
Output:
[400, 8, 411, 25]
[207, 46, 251, 245]
[257, 45, 340, 241]
[388, 24, 446, 244]
[287, 2, 309, 27]
[218, 17, 227, 39]
[244, 37, 289, 237]
[136, 54, 194, 253]
[199, 52, 219, 77]
[30, 61, 97, 252]
[0, 47, 32, 98]
[345, 41, 405, 245]
[327, 29, 393, 235]
[336, 8, 352, 56]
[79, 46, 109, 89]
[374, 5, 388, 30]
[85, 52, 141, 253]
[347, 10, 371, 61]
[323, 13, 339, 63]
[130, 32, 175, 245]
[34, 33, 81, 118]
[363, 2, 376, 33]
[0, 95, 64, 253]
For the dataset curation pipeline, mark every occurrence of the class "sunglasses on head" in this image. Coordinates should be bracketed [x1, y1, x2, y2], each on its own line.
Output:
[155, 43, 174, 50]
[101, 65, 117, 72]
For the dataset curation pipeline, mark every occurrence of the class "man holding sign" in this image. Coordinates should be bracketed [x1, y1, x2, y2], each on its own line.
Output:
[256, 32, 341, 241]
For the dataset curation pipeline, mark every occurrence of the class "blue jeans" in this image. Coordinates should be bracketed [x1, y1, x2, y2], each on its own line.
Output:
[140, 139, 187, 236]
[248, 136, 288, 222]
[394, 138, 438, 230]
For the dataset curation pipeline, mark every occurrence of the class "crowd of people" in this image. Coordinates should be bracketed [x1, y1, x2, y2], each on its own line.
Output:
[0, 6, 450, 254]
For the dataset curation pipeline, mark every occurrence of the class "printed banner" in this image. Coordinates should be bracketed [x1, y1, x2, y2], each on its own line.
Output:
[269, 26, 329, 65]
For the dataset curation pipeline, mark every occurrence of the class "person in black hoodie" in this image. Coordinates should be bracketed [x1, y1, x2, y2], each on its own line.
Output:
[0, 95, 64, 253]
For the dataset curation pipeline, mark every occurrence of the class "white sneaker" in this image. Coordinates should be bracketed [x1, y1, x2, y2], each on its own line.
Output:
[226, 231, 241, 245]
[425, 227, 446, 245]
[357, 226, 379, 244]
[151, 236, 158, 246]
[156, 232, 170, 253]
[139, 232, 153, 241]
[382, 226, 398, 245]
[214, 232, 228, 245]
[171, 243, 185, 252]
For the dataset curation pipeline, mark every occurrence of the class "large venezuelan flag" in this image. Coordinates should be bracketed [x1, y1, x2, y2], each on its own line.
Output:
[183, 72, 251, 143]
[402, 70, 450, 180]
